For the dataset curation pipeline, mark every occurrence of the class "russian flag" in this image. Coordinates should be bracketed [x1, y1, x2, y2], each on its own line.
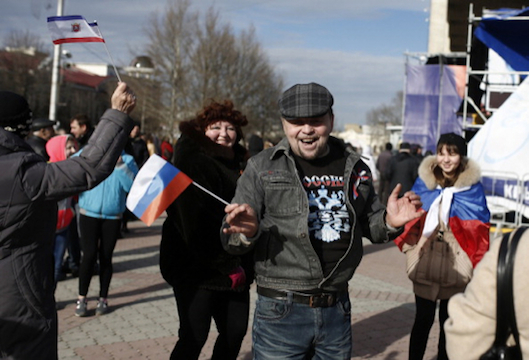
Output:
[126, 155, 192, 226]
[394, 177, 491, 267]
[47, 15, 105, 45]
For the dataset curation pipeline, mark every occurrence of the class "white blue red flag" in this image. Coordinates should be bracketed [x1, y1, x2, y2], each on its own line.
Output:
[47, 15, 104, 44]
[126, 155, 192, 226]
[394, 178, 491, 267]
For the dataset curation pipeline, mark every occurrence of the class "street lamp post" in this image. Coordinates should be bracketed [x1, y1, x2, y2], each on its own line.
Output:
[49, 0, 65, 120]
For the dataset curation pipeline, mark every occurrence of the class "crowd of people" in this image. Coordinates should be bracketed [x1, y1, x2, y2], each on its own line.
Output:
[1, 80, 522, 360]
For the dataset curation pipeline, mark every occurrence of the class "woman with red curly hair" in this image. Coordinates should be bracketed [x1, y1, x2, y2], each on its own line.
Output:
[160, 100, 253, 360]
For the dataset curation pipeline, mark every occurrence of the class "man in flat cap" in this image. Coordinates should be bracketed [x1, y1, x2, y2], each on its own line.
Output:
[0, 82, 136, 360]
[25, 117, 56, 160]
[221, 82, 424, 358]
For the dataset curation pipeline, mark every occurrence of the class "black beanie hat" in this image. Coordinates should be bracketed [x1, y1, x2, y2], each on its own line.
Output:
[438, 132, 467, 156]
[0, 91, 32, 137]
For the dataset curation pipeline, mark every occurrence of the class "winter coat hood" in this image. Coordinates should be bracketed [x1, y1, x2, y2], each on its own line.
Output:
[46, 135, 76, 162]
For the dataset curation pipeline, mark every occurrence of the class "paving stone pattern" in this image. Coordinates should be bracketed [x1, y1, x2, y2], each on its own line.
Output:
[55, 215, 440, 359]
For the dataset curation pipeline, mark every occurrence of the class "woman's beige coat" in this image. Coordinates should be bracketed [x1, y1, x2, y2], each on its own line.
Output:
[445, 228, 529, 359]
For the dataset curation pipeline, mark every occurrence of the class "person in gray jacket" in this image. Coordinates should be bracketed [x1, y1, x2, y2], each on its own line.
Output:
[221, 82, 424, 359]
[0, 82, 136, 360]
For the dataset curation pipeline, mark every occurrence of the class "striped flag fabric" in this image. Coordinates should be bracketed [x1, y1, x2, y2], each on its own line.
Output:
[126, 155, 192, 226]
[47, 15, 105, 44]
[394, 177, 490, 267]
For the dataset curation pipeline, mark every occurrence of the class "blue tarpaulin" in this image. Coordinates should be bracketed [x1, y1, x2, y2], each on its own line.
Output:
[402, 64, 463, 153]
[475, 7, 529, 71]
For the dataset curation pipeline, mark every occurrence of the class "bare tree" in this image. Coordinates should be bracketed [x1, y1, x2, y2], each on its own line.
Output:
[140, 0, 283, 140]
[366, 91, 403, 127]
[0, 31, 51, 117]
[3, 29, 48, 53]
[142, 0, 197, 137]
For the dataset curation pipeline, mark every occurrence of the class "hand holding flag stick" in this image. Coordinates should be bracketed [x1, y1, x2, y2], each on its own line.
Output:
[126, 155, 229, 226]
[47, 15, 122, 82]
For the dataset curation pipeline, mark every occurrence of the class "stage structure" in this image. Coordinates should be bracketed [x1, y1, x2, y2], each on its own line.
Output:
[402, 4, 529, 230]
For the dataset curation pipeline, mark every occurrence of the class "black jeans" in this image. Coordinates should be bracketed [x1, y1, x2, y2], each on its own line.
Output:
[171, 285, 250, 360]
[78, 215, 120, 298]
[65, 216, 81, 271]
[409, 295, 449, 360]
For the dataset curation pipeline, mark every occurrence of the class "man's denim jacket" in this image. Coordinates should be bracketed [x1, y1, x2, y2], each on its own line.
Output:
[221, 136, 401, 292]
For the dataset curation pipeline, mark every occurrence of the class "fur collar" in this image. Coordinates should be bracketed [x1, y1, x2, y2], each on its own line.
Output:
[418, 155, 481, 190]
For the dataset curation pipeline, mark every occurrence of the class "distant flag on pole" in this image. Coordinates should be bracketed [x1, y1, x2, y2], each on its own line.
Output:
[47, 15, 104, 44]
[126, 155, 192, 226]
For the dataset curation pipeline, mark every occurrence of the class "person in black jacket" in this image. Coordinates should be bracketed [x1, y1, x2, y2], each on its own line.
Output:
[121, 121, 150, 233]
[0, 82, 136, 360]
[160, 99, 253, 360]
[386, 142, 420, 198]
[25, 117, 56, 160]
[376, 142, 393, 204]
[66, 113, 95, 274]
[125, 121, 149, 168]
[69, 113, 94, 149]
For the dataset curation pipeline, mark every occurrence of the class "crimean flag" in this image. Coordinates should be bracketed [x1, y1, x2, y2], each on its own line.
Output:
[47, 15, 105, 44]
[126, 155, 192, 226]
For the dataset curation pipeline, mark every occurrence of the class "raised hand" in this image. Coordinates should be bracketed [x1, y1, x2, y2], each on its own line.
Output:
[111, 82, 136, 115]
[385, 183, 425, 228]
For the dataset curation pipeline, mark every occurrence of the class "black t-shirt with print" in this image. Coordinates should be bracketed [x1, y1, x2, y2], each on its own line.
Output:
[293, 146, 351, 277]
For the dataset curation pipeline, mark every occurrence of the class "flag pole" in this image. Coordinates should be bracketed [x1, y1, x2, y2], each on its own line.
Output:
[93, 20, 122, 82]
[48, 0, 65, 121]
[192, 182, 230, 206]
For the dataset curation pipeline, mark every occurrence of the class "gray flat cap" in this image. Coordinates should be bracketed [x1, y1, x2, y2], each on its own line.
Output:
[278, 83, 334, 120]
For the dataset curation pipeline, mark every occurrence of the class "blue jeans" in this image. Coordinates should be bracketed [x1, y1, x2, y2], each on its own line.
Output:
[252, 292, 352, 360]
[53, 228, 69, 284]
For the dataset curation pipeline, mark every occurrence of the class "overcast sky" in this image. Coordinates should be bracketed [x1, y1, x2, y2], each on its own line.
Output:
[2, 0, 430, 128]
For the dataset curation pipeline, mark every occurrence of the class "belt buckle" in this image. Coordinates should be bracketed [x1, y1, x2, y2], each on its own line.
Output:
[309, 293, 335, 308]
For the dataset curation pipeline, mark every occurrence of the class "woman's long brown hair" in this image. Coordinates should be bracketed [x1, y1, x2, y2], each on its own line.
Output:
[433, 143, 468, 188]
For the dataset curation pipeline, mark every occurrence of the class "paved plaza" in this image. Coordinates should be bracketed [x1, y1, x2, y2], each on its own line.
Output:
[55, 214, 440, 359]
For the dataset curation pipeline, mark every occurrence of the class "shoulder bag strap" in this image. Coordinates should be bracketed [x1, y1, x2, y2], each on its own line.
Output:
[505, 227, 526, 350]
[493, 231, 511, 346]
[494, 227, 526, 351]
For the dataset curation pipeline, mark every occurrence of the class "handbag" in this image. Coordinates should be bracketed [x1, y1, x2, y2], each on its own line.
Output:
[479, 227, 527, 360]
[405, 225, 473, 288]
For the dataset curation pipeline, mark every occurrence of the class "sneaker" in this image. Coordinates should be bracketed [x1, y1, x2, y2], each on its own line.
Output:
[95, 300, 108, 316]
[75, 300, 87, 317]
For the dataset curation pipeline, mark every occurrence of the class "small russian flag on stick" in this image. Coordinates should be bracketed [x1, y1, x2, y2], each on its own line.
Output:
[126, 155, 229, 226]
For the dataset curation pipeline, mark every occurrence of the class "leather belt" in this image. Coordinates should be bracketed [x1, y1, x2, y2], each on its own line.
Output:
[257, 286, 346, 308]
